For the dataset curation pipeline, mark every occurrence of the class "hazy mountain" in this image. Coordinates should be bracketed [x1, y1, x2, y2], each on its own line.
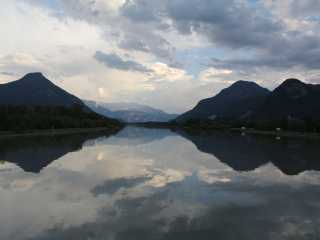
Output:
[255, 78, 320, 121]
[85, 100, 178, 123]
[0, 72, 86, 108]
[176, 80, 270, 122]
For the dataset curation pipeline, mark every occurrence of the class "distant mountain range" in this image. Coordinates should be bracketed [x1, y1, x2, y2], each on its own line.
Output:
[1, 72, 319, 130]
[84, 100, 178, 123]
[176, 78, 320, 129]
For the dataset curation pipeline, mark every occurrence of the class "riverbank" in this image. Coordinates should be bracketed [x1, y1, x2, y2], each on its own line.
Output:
[0, 127, 122, 139]
[131, 122, 320, 140]
[231, 128, 320, 140]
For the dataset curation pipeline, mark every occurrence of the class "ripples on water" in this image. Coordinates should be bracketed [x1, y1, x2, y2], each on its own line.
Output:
[0, 127, 320, 240]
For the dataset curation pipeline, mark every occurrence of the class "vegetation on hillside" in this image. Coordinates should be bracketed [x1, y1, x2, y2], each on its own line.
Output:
[173, 118, 320, 133]
[0, 104, 122, 131]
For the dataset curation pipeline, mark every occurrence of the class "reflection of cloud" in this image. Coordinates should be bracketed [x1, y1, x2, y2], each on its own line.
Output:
[30, 174, 320, 240]
[92, 176, 151, 196]
[147, 169, 190, 188]
[10, 179, 35, 191]
[1, 127, 320, 240]
[197, 169, 232, 184]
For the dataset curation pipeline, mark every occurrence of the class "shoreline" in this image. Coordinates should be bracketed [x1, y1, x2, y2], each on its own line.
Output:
[231, 128, 320, 140]
[131, 122, 320, 140]
[0, 127, 122, 139]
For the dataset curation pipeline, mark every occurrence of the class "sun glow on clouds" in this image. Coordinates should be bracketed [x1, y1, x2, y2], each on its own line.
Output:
[199, 67, 233, 82]
[149, 62, 192, 82]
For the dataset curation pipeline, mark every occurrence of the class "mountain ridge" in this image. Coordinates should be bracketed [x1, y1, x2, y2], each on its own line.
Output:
[85, 100, 178, 123]
[176, 80, 270, 122]
[176, 78, 320, 131]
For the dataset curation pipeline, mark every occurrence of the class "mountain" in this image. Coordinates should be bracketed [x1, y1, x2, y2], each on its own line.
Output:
[0, 72, 87, 107]
[255, 78, 320, 121]
[176, 80, 270, 123]
[84, 101, 178, 123]
[0, 73, 122, 130]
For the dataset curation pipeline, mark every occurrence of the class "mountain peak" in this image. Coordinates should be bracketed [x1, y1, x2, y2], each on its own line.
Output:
[219, 80, 270, 98]
[176, 80, 270, 122]
[280, 78, 304, 87]
[228, 80, 267, 90]
[231, 80, 257, 86]
[275, 78, 308, 99]
[23, 72, 46, 79]
[0, 72, 85, 107]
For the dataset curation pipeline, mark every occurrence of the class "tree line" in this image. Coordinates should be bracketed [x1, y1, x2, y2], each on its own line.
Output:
[0, 105, 121, 131]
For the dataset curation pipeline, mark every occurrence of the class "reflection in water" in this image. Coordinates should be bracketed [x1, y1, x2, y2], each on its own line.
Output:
[178, 130, 320, 175]
[0, 127, 320, 240]
[0, 131, 118, 173]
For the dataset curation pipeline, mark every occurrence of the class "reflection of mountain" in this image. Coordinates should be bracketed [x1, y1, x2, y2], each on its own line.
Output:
[0, 131, 118, 173]
[178, 131, 320, 175]
[100, 127, 175, 146]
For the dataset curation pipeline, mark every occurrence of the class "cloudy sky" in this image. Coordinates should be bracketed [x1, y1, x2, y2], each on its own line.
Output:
[1, 0, 320, 113]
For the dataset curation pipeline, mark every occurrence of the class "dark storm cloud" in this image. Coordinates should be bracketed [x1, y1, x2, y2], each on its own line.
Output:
[94, 51, 151, 72]
[121, 0, 284, 49]
[166, 0, 284, 49]
[210, 33, 320, 71]
[120, 0, 320, 72]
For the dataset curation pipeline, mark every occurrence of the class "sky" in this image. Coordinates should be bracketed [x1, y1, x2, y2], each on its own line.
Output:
[1, 0, 320, 113]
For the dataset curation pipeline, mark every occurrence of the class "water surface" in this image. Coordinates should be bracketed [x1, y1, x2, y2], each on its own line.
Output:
[1, 127, 320, 240]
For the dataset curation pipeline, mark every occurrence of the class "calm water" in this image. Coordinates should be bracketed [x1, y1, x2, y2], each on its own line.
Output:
[1, 127, 320, 240]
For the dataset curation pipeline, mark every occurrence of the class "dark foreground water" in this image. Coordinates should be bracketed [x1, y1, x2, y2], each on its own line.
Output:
[1, 127, 320, 240]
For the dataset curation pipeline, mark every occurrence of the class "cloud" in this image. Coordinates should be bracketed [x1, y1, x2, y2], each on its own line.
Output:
[289, 0, 320, 19]
[94, 51, 151, 73]
[5, 0, 320, 112]
[167, 0, 283, 48]
[0, 72, 16, 76]
[120, 0, 320, 73]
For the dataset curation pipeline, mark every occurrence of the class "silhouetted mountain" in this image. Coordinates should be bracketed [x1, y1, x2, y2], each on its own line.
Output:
[0, 72, 86, 107]
[0, 130, 119, 173]
[176, 81, 270, 123]
[0, 73, 122, 130]
[85, 100, 178, 123]
[255, 78, 320, 121]
[178, 130, 320, 175]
